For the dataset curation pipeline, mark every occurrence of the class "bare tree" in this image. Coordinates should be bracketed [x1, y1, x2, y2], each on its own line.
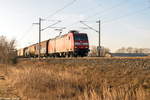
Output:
[89, 46, 97, 56]
[89, 46, 111, 57]
[0, 36, 17, 64]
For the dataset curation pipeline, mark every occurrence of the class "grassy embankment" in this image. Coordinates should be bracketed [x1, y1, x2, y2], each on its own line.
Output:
[0, 58, 150, 100]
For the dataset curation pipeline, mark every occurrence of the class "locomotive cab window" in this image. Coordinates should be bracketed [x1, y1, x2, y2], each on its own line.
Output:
[74, 34, 88, 41]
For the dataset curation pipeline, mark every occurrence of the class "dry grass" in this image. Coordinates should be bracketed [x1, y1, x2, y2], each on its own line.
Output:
[0, 58, 150, 100]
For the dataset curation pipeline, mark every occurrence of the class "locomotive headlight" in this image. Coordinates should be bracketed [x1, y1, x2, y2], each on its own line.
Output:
[75, 46, 77, 48]
[75, 42, 80, 45]
[82, 43, 89, 45]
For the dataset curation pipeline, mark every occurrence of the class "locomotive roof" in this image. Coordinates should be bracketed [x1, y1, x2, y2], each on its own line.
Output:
[54, 33, 87, 39]
[69, 30, 79, 33]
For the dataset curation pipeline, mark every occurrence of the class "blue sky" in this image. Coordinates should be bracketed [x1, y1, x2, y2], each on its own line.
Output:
[0, 0, 150, 52]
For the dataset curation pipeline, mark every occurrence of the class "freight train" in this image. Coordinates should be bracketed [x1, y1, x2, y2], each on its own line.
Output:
[17, 30, 89, 57]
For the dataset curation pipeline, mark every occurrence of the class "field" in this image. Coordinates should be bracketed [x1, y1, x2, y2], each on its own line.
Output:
[0, 57, 150, 100]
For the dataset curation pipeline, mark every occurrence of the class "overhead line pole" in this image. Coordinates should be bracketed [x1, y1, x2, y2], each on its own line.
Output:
[80, 21, 101, 57]
[97, 20, 101, 57]
[33, 18, 62, 59]
[33, 18, 42, 59]
[38, 18, 41, 59]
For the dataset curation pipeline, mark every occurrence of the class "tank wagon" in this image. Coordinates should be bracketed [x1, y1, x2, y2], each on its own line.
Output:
[18, 30, 89, 57]
[17, 48, 24, 57]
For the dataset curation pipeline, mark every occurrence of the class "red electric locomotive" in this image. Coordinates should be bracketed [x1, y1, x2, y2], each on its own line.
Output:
[48, 30, 89, 57]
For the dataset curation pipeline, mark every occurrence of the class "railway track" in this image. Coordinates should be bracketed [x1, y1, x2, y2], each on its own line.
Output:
[18, 56, 150, 60]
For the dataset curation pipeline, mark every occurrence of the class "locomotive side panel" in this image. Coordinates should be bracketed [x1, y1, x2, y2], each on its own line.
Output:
[55, 33, 74, 53]
[55, 35, 67, 53]
[55, 37, 62, 53]
[67, 33, 74, 52]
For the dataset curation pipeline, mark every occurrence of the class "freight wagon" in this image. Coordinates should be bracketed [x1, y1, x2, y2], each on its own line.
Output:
[36, 40, 49, 57]
[28, 44, 36, 57]
[17, 30, 89, 57]
[17, 48, 24, 57]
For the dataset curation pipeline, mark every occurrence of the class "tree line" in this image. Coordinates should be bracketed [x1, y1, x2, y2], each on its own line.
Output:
[115, 47, 150, 53]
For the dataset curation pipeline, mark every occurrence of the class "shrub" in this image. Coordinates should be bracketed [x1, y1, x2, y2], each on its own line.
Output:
[89, 46, 111, 57]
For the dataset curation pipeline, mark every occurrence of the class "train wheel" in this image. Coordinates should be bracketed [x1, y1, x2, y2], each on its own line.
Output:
[65, 53, 69, 58]
[69, 53, 74, 58]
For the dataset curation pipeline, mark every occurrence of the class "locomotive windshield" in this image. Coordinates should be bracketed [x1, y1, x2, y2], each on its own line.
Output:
[74, 34, 88, 41]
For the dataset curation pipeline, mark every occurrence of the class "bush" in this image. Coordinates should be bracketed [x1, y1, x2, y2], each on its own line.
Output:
[0, 36, 17, 64]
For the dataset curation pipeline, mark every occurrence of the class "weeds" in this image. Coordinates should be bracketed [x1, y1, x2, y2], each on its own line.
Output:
[4, 58, 150, 100]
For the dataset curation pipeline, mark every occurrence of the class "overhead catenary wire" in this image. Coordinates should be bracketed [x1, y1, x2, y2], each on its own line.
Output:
[40, 0, 77, 37]
[17, 25, 35, 49]
[84, 0, 130, 20]
[17, 24, 34, 41]
[102, 7, 150, 24]
[44, 0, 127, 33]
[80, 21, 98, 33]
[78, 6, 150, 32]
[41, 20, 61, 31]
[72, 5, 150, 33]
[65, 0, 130, 29]
[45, 0, 77, 19]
